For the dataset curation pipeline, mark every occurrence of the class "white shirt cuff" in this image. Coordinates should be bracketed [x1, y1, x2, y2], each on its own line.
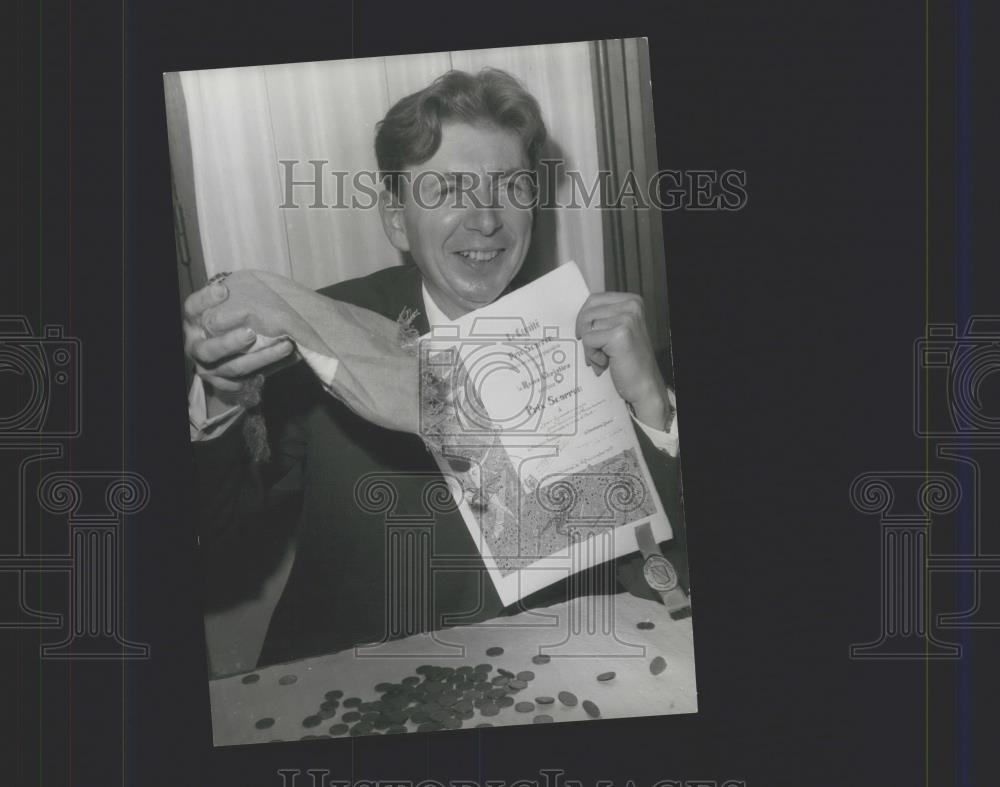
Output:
[188, 376, 243, 441]
[629, 388, 679, 458]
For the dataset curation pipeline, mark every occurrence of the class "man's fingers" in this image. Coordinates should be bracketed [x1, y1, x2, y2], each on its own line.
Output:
[198, 373, 244, 393]
[201, 305, 251, 336]
[575, 295, 643, 338]
[183, 281, 229, 321]
[209, 339, 296, 379]
[193, 327, 257, 364]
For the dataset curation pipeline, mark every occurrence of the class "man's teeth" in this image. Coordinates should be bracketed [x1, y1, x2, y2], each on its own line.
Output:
[458, 250, 501, 262]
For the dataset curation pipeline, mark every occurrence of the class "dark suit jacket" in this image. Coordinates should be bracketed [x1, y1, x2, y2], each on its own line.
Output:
[193, 264, 688, 667]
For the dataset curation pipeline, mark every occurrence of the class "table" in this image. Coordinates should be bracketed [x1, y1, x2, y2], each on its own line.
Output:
[209, 593, 697, 745]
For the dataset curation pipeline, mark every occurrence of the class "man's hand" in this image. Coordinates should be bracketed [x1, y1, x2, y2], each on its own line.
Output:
[575, 292, 673, 432]
[183, 279, 296, 418]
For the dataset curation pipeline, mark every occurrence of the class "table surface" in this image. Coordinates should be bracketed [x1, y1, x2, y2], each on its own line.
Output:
[209, 593, 697, 745]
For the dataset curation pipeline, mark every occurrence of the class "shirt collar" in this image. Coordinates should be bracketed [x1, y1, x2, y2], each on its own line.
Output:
[420, 283, 456, 330]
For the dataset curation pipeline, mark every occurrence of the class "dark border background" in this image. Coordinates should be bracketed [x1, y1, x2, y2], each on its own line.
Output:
[4, 1, 998, 785]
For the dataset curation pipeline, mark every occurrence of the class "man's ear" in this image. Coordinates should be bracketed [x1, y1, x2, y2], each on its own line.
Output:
[378, 189, 410, 252]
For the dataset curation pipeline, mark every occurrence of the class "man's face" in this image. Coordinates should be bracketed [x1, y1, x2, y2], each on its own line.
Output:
[383, 122, 534, 319]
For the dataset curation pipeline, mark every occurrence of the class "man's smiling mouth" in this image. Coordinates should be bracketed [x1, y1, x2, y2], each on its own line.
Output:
[456, 249, 503, 262]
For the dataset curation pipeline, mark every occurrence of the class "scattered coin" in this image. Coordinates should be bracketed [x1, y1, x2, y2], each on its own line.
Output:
[533, 714, 554, 723]
[278, 674, 297, 686]
[497, 668, 515, 678]
[476, 722, 493, 728]
[558, 691, 578, 707]
[637, 621, 655, 630]
[385, 726, 408, 734]
[341, 711, 361, 723]
[582, 700, 601, 718]
[535, 696, 555, 705]
[317, 708, 337, 720]
[531, 654, 551, 665]
[596, 671, 616, 682]
[254, 717, 275, 730]
[328, 723, 349, 736]
[343, 697, 362, 707]
[486, 646, 504, 657]
[349, 723, 373, 737]
[515, 702, 535, 713]
[497, 696, 514, 708]
[417, 722, 443, 733]
[241, 673, 260, 685]
[374, 682, 394, 692]
[481, 703, 500, 716]
[320, 700, 340, 711]
[402, 676, 421, 686]
[324, 689, 343, 700]
[302, 715, 322, 728]
[300, 734, 318, 740]
[508, 679, 527, 690]
[650, 656, 667, 675]
[516, 671, 535, 681]
[475, 663, 492, 672]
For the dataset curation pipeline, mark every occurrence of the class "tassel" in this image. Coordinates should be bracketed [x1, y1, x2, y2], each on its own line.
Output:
[237, 374, 271, 463]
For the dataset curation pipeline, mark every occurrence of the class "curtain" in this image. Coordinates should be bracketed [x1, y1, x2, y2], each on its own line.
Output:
[174, 42, 606, 293]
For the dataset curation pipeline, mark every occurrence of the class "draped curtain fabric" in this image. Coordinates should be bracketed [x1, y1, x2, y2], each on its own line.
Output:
[171, 43, 607, 294]
[590, 38, 670, 353]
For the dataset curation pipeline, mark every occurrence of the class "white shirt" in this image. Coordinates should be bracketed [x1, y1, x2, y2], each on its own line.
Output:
[189, 283, 679, 458]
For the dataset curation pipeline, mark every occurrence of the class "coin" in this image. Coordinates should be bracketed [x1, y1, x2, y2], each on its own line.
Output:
[317, 708, 337, 720]
[278, 674, 297, 686]
[476, 722, 493, 728]
[402, 676, 421, 686]
[637, 621, 655, 630]
[254, 717, 275, 730]
[558, 691, 578, 707]
[349, 723, 373, 736]
[515, 702, 535, 713]
[328, 723, 349, 736]
[486, 646, 504, 657]
[497, 668, 514, 678]
[475, 663, 492, 672]
[417, 722, 443, 733]
[481, 703, 500, 716]
[531, 654, 551, 665]
[374, 682, 394, 692]
[343, 697, 362, 707]
[241, 673, 260, 685]
[385, 725, 408, 734]
[596, 672, 616, 682]
[302, 715, 322, 728]
[508, 679, 527, 690]
[491, 676, 509, 686]
[320, 700, 340, 711]
[535, 696, 555, 705]
[341, 711, 361, 722]
[497, 696, 514, 708]
[453, 700, 473, 713]
[533, 714, 554, 723]
[650, 656, 667, 675]
[582, 700, 600, 718]
[516, 671, 535, 681]
[324, 689, 344, 700]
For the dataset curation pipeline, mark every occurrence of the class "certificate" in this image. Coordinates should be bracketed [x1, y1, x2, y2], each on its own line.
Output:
[418, 262, 674, 606]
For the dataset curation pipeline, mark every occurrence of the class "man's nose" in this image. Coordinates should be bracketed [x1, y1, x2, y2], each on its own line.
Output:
[463, 202, 503, 235]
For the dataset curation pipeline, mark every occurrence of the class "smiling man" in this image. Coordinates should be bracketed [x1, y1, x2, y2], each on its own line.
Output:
[183, 69, 684, 666]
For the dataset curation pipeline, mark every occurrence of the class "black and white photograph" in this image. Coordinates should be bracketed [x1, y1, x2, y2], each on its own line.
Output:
[165, 39, 696, 744]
